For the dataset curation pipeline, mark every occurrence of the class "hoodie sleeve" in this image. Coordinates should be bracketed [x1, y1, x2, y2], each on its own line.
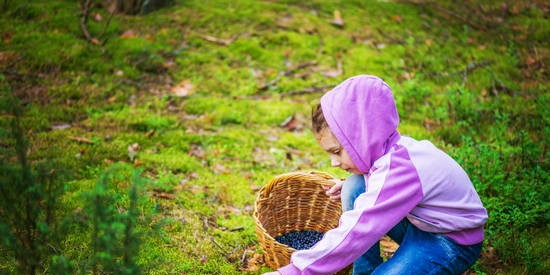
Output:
[278, 146, 423, 275]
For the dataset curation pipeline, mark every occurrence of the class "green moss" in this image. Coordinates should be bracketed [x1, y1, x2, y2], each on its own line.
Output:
[140, 150, 203, 174]
[1, 0, 548, 273]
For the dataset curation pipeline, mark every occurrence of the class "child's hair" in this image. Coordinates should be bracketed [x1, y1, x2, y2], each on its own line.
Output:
[312, 103, 328, 134]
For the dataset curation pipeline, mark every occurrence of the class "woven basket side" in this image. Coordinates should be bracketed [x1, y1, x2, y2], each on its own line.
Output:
[254, 171, 344, 271]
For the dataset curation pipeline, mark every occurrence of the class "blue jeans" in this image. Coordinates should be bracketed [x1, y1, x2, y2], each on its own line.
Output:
[341, 174, 483, 275]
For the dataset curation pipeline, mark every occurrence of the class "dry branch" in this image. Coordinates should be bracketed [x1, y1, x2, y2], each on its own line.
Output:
[257, 61, 318, 91]
[461, 60, 494, 83]
[396, 0, 489, 32]
[79, 0, 100, 45]
[79, 0, 115, 45]
[197, 34, 238, 45]
[97, 9, 115, 41]
[282, 84, 336, 97]
[68, 136, 93, 144]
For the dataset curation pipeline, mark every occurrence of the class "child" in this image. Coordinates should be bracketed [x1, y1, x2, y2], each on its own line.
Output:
[262, 75, 487, 275]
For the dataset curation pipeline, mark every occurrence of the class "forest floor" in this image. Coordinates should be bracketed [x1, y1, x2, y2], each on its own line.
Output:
[1, 0, 548, 274]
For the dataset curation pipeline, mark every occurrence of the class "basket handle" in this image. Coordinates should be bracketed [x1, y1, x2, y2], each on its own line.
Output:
[261, 171, 337, 197]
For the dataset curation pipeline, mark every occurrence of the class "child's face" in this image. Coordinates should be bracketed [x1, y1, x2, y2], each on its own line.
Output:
[315, 128, 361, 175]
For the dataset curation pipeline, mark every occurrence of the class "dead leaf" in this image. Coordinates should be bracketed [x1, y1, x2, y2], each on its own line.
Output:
[391, 15, 402, 23]
[480, 88, 488, 102]
[330, 10, 344, 27]
[500, 3, 508, 13]
[423, 118, 439, 132]
[212, 163, 230, 174]
[511, 25, 523, 32]
[510, 3, 521, 15]
[401, 72, 412, 80]
[93, 13, 102, 22]
[322, 70, 340, 78]
[90, 38, 101, 45]
[3, 30, 13, 44]
[163, 59, 177, 69]
[133, 159, 143, 167]
[120, 29, 137, 39]
[241, 251, 263, 272]
[128, 143, 140, 161]
[171, 80, 195, 97]
[107, 1, 117, 13]
[145, 129, 155, 138]
[525, 56, 537, 67]
[188, 144, 205, 159]
[276, 13, 294, 29]
[280, 115, 297, 131]
[322, 55, 343, 78]
[380, 236, 399, 259]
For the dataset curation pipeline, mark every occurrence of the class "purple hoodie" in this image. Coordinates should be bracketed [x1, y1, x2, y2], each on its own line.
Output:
[278, 75, 488, 275]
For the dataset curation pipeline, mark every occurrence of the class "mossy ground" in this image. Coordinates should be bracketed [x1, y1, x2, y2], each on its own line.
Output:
[1, 0, 548, 274]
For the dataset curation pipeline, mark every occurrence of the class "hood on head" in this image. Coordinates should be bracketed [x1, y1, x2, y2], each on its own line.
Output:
[320, 75, 400, 174]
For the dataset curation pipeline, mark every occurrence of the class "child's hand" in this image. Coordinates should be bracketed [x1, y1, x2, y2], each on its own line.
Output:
[323, 179, 344, 201]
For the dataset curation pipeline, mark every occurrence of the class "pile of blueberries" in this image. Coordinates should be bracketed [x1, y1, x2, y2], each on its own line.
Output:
[275, 229, 324, 250]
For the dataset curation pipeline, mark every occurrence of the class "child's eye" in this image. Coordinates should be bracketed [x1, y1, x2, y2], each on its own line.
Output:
[327, 146, 342, 155]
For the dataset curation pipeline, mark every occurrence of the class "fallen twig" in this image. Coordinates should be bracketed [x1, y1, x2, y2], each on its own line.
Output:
[97, 7, 115, 42]
[68, 136, 93, 144]
[229, 226, 245, 232]
[282, 84, 336, 97]
[257, 61, 318, 91]
[321, 55, 343, 78]
[197, 34, 238, 45]
[241, 249, 248, 265]
[422, 60, 493, 81]
[396, 0, 489, 32]
[0, 69, 43, 80]
[152, 191, 175, 200]
[484, 67, 517, 95]
[376, 28, 405, 45]
[461, 60, 494, 84]
[210, 237, 230, 257]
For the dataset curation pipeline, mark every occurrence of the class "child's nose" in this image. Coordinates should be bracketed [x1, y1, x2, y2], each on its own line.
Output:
[330, 156, 340, 167]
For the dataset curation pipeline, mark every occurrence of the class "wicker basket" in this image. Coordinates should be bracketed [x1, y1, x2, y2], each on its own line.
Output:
[254, 171, 351, 274]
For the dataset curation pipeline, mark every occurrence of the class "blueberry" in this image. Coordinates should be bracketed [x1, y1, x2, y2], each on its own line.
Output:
[275, 230, 324, 250]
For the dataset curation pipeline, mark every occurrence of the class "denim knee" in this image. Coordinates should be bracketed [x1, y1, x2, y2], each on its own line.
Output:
[341, 174, 366, 212]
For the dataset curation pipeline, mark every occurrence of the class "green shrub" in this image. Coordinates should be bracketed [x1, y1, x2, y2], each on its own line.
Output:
[0, 79, 69, 274]
[450, 135, 549, 274]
